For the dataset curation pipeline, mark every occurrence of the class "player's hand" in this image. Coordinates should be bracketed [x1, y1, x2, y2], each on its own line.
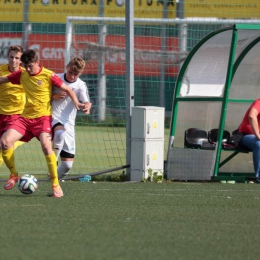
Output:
[75, 102, 85, 111]
[82, 102, 92, 115]
[52, 91, 67, 100]
[57, 91, 67, 99]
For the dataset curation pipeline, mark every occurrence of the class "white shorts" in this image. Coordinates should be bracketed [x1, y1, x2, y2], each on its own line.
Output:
[52, 118, 76, 155]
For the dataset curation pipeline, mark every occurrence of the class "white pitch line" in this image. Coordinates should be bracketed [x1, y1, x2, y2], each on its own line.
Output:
[20, 204, 45, 207]
[73, 187, 260, 193]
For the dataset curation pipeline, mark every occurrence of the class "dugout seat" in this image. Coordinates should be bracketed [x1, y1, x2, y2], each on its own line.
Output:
[208, 128, 230, 145]
[184, 128, 215, 150]
[208, 128, 251, 152]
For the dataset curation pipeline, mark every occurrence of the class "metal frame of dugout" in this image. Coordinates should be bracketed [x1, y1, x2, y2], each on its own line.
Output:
[166, 24, 260, 183]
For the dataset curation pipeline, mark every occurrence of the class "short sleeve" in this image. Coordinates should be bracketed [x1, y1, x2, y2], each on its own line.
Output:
[51, 74, 63, 88]
[251, 99, 260, 113]
[7, 70, 22, 84]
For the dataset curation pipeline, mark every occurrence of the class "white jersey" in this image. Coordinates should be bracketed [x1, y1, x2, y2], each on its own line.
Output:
[51, 73, 90, 155]
[52, 73, 89, 127]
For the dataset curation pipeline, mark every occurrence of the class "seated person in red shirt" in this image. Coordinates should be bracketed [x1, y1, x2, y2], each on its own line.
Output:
[238, 99, 260, 183]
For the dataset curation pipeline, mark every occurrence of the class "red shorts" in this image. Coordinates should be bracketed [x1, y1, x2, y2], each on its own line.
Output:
[10, 116, 52, 142]
[0, 114, 21, 138]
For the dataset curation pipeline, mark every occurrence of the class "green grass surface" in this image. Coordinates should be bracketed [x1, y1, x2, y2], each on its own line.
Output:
[0, 126, 170, 178]
[1, 181, 260, 260]
[0, 125, 127, 177]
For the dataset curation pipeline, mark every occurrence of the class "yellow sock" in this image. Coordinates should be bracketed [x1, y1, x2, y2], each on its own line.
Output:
[45, 152, 59, 186]
[0, 141, 25, 169]
[13, 141, 25, 150]
[0, 150, 3, 167]
[2, 147, 18, 176]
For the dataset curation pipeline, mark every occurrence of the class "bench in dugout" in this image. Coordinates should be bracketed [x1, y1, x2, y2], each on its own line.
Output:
[184, 128, 230, 150]
[183, 128, 253, 181]
[184, 128, 215, 150]
[184, 127, 251, 152]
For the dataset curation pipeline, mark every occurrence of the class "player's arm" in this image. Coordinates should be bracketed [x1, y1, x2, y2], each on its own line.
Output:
[1, 70, 22, 85]
[248, 107, 260, 139]
[51, 74, 83, 110]
[51, 91, 67, 100]
[59, 82, 83, 110]
[78, 83, 91, 114]
[0, 76, 10, 84]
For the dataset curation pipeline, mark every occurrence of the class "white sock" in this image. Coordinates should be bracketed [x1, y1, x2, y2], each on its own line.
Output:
[53, 129, 66, 161]
[58, 160, 74, 179]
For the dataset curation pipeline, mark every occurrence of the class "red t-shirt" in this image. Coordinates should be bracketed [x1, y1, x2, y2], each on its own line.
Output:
[238, 99, 260, 134]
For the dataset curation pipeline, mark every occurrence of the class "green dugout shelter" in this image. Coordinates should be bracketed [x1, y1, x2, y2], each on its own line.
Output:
[166, 24, 260, 182]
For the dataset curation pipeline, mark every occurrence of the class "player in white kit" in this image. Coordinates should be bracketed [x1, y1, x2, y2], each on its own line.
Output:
[51, 57, 92, 179]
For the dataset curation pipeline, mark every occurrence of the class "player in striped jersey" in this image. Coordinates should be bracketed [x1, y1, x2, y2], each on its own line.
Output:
[0, 45, 25, 167]
[0, 49, 87, 198]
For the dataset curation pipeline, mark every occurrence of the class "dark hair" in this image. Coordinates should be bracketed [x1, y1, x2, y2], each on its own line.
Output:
[8, 45, 23, 56]
[21, 49, 39, 65]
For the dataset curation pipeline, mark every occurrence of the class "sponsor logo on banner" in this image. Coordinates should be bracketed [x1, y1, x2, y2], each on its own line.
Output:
[0, 33, 178, 76]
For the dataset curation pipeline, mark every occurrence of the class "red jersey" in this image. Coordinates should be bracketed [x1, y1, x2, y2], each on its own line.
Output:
[238, 99, 260, 134]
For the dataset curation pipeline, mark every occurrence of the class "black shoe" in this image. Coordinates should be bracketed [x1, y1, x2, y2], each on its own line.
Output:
[255, 178, 260, 184]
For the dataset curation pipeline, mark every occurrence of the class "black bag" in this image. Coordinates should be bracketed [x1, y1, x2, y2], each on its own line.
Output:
[226, 129, 244, 147]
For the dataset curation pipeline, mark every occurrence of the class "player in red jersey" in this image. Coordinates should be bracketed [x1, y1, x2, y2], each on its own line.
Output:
[0, 49, 86, 198]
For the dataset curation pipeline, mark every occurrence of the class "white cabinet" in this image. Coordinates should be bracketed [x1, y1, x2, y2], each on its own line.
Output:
[131, 106, 165, 139]
[130, 106, 165, 181]
[131, 139, 164, 170]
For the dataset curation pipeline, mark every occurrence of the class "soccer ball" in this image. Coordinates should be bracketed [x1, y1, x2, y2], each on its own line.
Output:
[18, 174, 38, 195]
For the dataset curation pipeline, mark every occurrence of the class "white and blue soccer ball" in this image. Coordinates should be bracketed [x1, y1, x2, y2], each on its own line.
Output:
[18, 174, 38, 195]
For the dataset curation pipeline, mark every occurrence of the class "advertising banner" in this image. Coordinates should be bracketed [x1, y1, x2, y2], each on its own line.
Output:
[0, 33, 23, 63]
[185, 0, 259, 18]
[0, 1, 176, 23]
[0, 33, 178, 76]
[0, 0, 259, 23]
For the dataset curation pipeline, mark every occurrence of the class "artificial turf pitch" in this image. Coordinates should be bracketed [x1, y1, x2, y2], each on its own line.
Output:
[1, 181, 260, 260]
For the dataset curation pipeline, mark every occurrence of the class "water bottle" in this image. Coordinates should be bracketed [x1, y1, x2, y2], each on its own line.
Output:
[79, 175, 92, 182]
